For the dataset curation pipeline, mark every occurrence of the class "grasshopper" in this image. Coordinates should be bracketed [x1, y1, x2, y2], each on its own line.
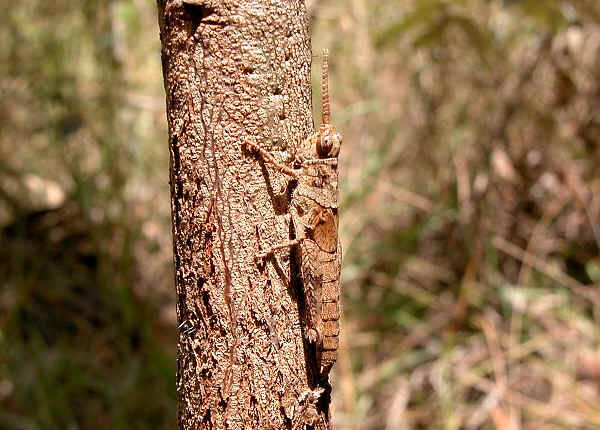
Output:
[244, 49, 342, 376]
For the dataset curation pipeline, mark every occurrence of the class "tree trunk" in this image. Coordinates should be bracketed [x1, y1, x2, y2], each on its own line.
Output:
[157, 1, 332, 428]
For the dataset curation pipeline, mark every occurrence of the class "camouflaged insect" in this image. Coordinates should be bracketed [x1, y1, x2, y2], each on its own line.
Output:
[244, 49, 342, 376]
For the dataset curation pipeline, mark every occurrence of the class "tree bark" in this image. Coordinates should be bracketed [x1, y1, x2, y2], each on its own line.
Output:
[157, 1, 332, 428]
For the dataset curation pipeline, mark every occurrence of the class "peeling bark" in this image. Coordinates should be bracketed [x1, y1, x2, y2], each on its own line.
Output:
[157, 0, 332, 428]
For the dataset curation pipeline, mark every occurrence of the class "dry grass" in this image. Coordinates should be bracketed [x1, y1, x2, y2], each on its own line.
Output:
[1, 0, 600, 429]
[313, 1, 600, 428]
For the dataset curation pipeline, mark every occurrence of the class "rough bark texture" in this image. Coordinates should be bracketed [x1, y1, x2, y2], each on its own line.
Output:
[157, 1, 332, 428]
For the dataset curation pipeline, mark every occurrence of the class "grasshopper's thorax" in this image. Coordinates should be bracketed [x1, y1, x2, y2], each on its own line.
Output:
[295, 135, 340, 208]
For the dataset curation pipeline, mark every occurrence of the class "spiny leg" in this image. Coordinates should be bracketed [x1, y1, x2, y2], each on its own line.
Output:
[243, 139, 300, 179]
[244, 138, 337, 175]
[252, 212, 321, 348]
[254, 210, 306, 261]
[300, 245, 323, 345]
[256, 238, 301, 260]
[301, 158, 337, 167]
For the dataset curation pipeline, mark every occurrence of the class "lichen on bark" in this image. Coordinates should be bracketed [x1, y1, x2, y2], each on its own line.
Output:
[157, 0, 332, 428]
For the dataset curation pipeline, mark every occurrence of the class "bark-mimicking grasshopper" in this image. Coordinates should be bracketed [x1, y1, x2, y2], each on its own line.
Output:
[244, 49, 342, 376]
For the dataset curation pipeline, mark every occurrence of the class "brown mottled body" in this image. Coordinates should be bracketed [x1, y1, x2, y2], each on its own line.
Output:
[244, 49, 342, 376]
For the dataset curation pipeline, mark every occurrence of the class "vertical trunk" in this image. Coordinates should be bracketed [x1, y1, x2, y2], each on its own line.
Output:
[157, 1, 332, 428]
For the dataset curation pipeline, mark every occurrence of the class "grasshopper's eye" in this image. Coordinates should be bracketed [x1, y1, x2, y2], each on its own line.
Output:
[326, 132, 341, 158]
[317, 134, 332, 157]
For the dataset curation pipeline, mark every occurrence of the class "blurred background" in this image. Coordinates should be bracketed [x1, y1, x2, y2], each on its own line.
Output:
[1, 0, 600, 429]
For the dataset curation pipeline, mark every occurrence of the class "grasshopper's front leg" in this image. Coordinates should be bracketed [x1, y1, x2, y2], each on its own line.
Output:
[243, 137, 334, 175]
[243, 140, 301, 179]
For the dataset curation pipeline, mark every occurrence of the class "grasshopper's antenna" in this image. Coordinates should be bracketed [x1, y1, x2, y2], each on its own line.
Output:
[321, 48, 330, 128]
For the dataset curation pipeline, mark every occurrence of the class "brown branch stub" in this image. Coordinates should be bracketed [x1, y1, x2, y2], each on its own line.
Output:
[157, 0, 332, 429]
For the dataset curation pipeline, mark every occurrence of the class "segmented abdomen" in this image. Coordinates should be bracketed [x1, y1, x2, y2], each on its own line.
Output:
[320, 280, 339, 370]
[299, 217, 341, 375]
[316, 241, 341, 373]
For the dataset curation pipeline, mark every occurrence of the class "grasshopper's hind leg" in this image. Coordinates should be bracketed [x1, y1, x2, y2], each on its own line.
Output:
[253, 208, 306, 261]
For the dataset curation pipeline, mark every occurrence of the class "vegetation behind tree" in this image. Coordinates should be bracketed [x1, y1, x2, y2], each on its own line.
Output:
[1, 0, 599, 428]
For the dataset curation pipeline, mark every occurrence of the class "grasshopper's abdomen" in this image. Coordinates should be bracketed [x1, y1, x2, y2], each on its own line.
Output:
[317, 242, 341, 373]
[320, 278, 339, 371]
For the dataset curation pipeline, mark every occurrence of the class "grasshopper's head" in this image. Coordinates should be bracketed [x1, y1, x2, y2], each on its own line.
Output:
[317, 125, 342, 158]
[317, 48, 342, 159]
